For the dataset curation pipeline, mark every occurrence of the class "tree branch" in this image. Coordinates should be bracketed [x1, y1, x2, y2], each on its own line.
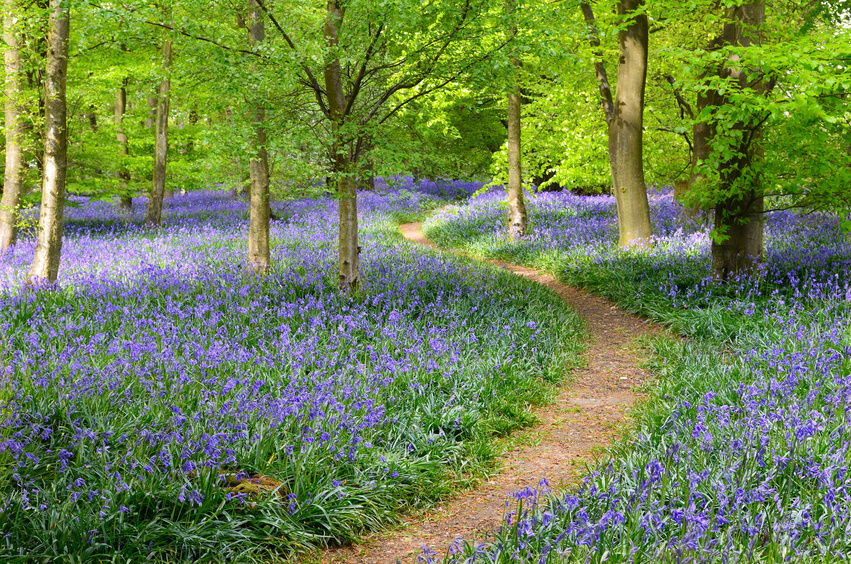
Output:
[253, 0, 330, 119]
[343, 23, 385, 118]
[664, 74, 695, 119]
[580, 2, 615, 125]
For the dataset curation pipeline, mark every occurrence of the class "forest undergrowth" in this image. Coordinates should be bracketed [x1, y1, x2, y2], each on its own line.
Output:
[0, 184, 583, 562]
[424, 188, 851, 562]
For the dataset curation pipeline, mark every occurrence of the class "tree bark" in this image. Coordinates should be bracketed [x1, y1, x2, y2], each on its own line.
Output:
[247, 0, 271, 274]
[87, 106, 98, 132]
[23, 8, 47, 195]
[712, 193, 763, 279]
[609, 0, 652, 246]
[1, 0, 25, 251]
[710, 1, 765, 279]
[28, 0, 69, 283]
[506, 2, 526, 240]
[324, 0, 360, 292]
[582, 0, 653, 247]
[358, 159, 376, 191]
[507, 90, 526, 239]
[145, 37, 173, 227]
[115, 79, 132, 212]
[145, 94, 156, 129]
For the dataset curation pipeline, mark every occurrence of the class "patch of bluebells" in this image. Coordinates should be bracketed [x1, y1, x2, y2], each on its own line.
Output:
[0, 189, 579, 558]
[429, 188, 851, 561]
[377, 176, 489, 200]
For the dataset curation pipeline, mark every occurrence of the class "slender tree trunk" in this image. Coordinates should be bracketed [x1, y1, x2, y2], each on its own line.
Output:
[1, 0, 25, 251]
[145, 94, 156, 129]
[22, 7, 47, 197]
[324, 0, 359, 292]
[28, 0, 69, 283]
[358, 159, 376, 191]
[505, 1, 526, 240]
[581, 0, 653, 247]
[710, 1, 765, 279]
[247, 0, 271, 274]
[145, 38, 173, 227]
[115, 79, 132, 212]
[87, 106, 98, 132]
[507, 90, 526, 239]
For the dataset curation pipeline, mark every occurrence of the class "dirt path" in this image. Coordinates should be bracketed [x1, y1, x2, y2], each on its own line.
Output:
[321, 223, 662, 564]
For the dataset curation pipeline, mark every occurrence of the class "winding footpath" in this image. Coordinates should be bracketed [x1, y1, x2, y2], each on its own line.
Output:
[321, 223, 663, 564]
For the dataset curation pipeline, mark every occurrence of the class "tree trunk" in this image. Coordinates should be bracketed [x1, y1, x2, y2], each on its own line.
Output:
[506, 2, 526, 240]
[712, 194, 763, 279]
[581, 0, 652, 247]
[145, 38, 173, 227]
[28, 0, 69, 283]
[23, 12, 47, 196]
[145, 94, 156, 129]
[507, 90, 526, 239]
[115, 79, 132, 212]
[247, 0, 271, 274]
[87, 106, 98, 132]
[1, 0, 25, 251]
[358, 159, 376, 191]
[324, 0, 359, 292]
[609, 0, 652, 247]
[710, 1, 765, 279]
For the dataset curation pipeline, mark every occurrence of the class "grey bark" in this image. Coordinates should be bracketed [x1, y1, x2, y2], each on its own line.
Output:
[1, 0, 25, 251]
[144, 38, 173, 226]
[324, 0, 359, 292]
[247, 0, 271, 274]
[581, 0, 653, 247]
[115, 80, 132, 212]
[28, 0, 69, 283]
[507, 90, 526, 239]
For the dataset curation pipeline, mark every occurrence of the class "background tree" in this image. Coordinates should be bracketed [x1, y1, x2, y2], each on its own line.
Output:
[506, 0, 527, 239]
[28, 0, 69, 283]
[582, 0, 653, 247]
[1, 0, 25, 250]
[144, 10, 173, 227]
[246, 0, 271, 273]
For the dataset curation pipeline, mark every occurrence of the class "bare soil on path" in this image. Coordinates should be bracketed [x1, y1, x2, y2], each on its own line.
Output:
[320, 223, 663, 564]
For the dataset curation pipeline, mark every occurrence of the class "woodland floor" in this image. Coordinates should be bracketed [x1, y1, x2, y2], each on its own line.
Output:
[320, 223, 664, 564]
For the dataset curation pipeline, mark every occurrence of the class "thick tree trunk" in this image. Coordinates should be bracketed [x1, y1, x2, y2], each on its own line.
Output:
[507, 90, 526, 239]
[689, 91, 714, 193]
[710, 1, 765, 279]
[581, 0, 652, 247]
[1, 0, 25, 251]
[247, 0, 271, 274]
[115, 80, 132, 212]
[324, 0, 359, 292]
[28, 0, 69, 283]
[712, 193, 763, 279]
[145, 38, 173, 227]
[609, 0, 652, 247]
